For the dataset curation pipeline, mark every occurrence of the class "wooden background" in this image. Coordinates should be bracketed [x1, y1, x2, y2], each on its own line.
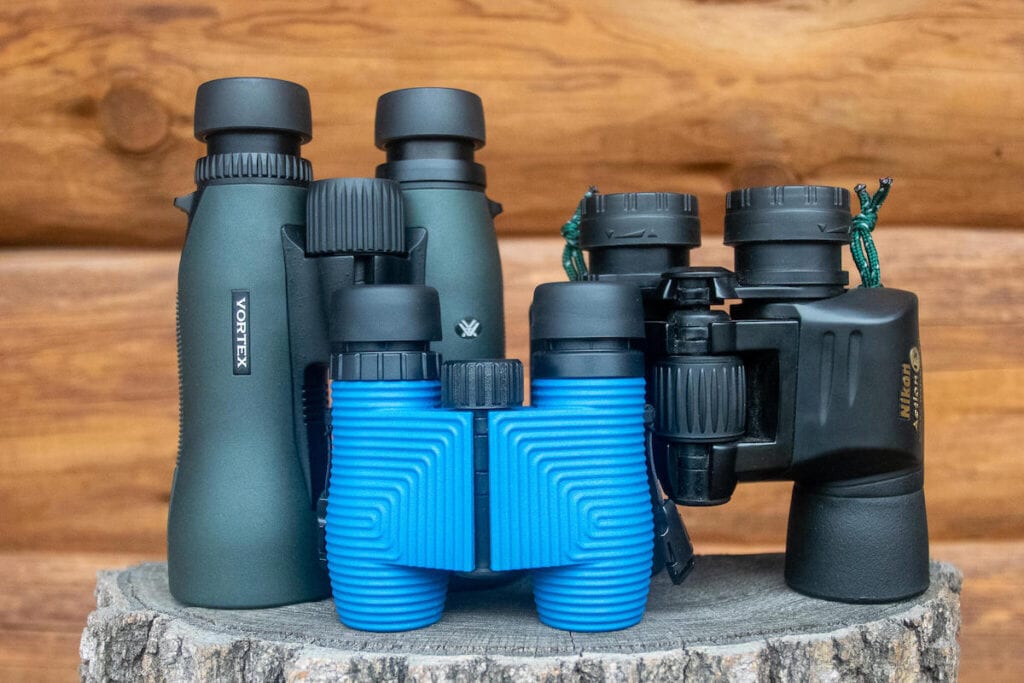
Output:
[1, 0, 1022, 680]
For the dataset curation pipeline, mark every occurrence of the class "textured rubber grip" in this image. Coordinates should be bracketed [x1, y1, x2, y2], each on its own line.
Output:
[489, 377, 653, 631]
[324, 380, 474, 631]
[652, 356, 746, 440]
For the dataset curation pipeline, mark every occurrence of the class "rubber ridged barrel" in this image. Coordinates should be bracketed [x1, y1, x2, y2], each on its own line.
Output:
[326, 381, 468, 631]
[375, 87, 505, 362]
[532, 378, 654, 632]
[489, 377, 653, 631]
[488, 280, 652, 631]
[324, 285, 474, 632]
[168, 77, 329, 608]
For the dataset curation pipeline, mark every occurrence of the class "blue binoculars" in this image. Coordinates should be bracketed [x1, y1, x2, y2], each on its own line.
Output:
[322, 281, 655, 632]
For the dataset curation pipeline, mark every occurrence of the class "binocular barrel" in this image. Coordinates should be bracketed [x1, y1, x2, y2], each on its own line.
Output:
[169, 80, 512, 614]
[375, 87, 505, 363]
[168, 77, 329, 608]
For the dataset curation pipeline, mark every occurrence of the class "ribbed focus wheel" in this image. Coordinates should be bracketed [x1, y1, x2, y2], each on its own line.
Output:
[652, 356, 746, 440]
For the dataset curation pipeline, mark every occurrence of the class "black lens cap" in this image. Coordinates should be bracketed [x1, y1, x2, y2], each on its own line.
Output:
[194, 77, 312, 143]
[375, 87, 485, 150]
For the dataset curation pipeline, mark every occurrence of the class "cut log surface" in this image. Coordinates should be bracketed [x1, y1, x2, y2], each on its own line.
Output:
[80, 556, 961, 682]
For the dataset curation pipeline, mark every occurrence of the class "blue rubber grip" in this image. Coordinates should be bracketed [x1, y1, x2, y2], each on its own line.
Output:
[324, 380, 474, 631]
[489, 377, 653, 631]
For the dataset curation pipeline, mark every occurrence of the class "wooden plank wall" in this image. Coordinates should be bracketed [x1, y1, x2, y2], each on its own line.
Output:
[3, 3, 1023, 678]
[2, 0, 1024, 247]
[0, 0, 1021, 556]
[2, 228, 1022, 554]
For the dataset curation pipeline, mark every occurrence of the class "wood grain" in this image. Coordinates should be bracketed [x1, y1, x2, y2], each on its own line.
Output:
[0, 543, 1017, 681]
[1, 0, 1023, 247]
[0, 227, 1022, 556]
[79, 559, 961, 680]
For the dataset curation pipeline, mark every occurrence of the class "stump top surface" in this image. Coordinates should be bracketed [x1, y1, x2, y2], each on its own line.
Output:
[102, 554, 960, 657]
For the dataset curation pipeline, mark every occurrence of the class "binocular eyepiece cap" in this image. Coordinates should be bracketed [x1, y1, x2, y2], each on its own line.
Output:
[306, 178, 406, 256]
[330, 285, 442, 344]
[724, 185, 851, 245]
[194, 77, 312, 142]
[579, 192, 701, 249]
[375, 87, 485, 150]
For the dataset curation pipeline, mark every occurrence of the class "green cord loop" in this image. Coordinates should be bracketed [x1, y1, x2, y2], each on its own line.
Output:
[850, 177, 893, 288]
[561, 186, 598, 281]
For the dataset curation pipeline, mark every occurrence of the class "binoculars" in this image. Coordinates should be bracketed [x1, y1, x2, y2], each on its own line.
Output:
[167, 77, 928, 632]
[167, 78, 506, 608]
[323, 260, 654, 631]
[575, 189, 928, 604]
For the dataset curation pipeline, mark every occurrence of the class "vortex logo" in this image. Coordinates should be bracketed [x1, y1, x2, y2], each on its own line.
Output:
[456, 317, 481, 339]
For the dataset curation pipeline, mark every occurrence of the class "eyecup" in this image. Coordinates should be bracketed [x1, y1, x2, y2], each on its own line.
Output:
[580, 192, 701, 250]
[375, 87, 485, 149]
[724, 185, 851, 244]
[530, 281, 645, 379]
[194, 77, 312, 142]
[330, 285, 442, 344]
[724, 185, 852, 288]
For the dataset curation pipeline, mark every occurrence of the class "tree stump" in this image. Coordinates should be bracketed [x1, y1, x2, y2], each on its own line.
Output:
[80, 555, 960, 682]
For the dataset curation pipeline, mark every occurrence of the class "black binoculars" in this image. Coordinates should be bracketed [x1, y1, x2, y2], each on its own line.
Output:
[575, 188, 928, 603]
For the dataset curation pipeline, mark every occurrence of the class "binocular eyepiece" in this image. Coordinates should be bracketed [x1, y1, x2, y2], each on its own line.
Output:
[578, 191, 701, 288]
[193, 77, 312, 169]
[724, 185, 851, 294]
[580, 185, 853, 296]
[375, 87, 487, 187]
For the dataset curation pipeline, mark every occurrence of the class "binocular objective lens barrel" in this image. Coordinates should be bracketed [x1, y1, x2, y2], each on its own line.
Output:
[724, 185, 851, 289]
[578, 192, 701, 282]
